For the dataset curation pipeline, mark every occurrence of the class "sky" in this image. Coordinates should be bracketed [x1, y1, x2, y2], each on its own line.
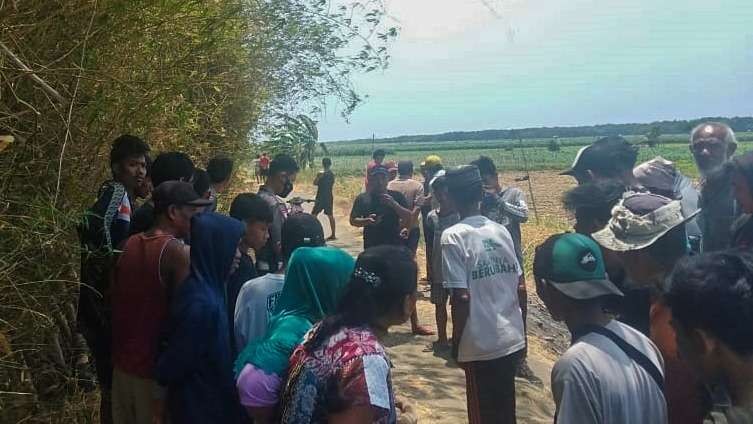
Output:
[318, 0, 753, 141]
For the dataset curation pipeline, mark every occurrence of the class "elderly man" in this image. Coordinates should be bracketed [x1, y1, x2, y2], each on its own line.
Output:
[690, 122, 738, 251]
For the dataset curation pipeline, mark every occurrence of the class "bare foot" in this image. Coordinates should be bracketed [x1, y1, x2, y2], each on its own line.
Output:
[326, 235, 337, 241]
[412, 325, 436, 336]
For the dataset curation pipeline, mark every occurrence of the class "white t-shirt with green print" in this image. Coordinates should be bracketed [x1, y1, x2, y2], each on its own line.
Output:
[441, 215, 526, 362]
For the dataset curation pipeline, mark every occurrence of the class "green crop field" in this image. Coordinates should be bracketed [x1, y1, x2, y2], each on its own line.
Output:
[314, 133, 753, 179]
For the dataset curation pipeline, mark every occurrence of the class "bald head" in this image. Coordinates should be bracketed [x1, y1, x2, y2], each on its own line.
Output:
[690, 122, 737, 175]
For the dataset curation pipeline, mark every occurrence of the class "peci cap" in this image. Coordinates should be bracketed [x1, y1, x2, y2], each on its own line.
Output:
[153, 181, 213, 213]
[561, 136, 637, 177]
[592, 192, 700, 251]
[534, 233, 623, 300]
[445, 165, 483, 190]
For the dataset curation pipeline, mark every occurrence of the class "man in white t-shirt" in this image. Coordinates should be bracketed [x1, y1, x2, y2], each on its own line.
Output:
[234, 213, 326, 353]
[533, 232, 667, 424]
[441, 165, 527, 424]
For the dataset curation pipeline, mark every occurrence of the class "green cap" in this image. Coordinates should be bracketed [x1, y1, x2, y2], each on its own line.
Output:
[533, 233, 623, 300]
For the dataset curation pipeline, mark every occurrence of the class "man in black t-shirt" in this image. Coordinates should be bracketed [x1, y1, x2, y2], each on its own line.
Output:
[350, 166, 412, 249]
[312, 157, 337, 240]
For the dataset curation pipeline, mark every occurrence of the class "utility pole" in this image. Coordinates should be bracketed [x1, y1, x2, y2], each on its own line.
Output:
[372, 133, 375, 152]
[514, 130, 539, 224]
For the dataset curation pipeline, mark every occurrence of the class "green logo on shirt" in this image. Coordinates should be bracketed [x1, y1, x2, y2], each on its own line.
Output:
[482, 238, 504, 252]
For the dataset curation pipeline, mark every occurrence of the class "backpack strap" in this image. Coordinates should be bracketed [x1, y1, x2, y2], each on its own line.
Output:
[573, 324, 665, 392]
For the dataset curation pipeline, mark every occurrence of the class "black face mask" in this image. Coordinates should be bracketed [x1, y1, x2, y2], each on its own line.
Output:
[279, 179, 294, 198]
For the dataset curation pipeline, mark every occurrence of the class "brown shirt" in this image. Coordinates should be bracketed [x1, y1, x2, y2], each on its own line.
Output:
[388, 177, 424, 229]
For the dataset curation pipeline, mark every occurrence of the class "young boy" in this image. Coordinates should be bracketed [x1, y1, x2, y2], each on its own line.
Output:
[78, 134, 150, 424]
[533, 232, 666, 424]
[234, 213, 326, 352]
[257, 154, 300, 275]
[312, 157, 337, 240]
[227, 193, 274, 352]
[441, 165, 527, 424]
[427, 171, 459, 347]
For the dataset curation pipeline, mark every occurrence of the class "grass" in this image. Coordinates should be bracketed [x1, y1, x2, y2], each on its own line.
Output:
[317, 134, 753, 179]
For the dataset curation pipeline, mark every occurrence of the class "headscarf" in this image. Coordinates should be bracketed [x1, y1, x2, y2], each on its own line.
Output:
[234, 246, 355, 377]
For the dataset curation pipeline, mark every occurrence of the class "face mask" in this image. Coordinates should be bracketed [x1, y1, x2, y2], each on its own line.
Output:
[279, 179, 294, 198]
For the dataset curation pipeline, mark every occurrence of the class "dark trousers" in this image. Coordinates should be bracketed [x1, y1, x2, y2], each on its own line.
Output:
[464, 349, 524, 424]
[81, 326, 113, 424]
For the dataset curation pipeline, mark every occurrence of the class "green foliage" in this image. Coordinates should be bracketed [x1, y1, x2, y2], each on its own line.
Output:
[0, 0, 396, 419]
[335, 116, 753, 144]
[646, 125, 662, 147]
[547, 137, 561, 152]
[264, 114, 324, 169]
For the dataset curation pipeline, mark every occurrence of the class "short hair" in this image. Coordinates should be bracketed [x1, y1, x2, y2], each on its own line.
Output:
[192, 169, 210, 198]
[372, 149, 386, 160]
[110, 135, 150, 167]
[229, 193, 273, 224]
[322, 157, 332, 168]
[269, 154, 300, 177]
[448, 180, 483, 206]
[397, 160, 413, 176]
[690, 122, 737, 145]
[207, 156, 234, 184]
[151, 152, 195, 187]
[666, 250, 753, 356]
[470, 156, 497, 178]
[563, 181, 626, 226]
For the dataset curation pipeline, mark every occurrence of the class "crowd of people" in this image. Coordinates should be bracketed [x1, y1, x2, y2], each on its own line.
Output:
[76, 120, 753, 424]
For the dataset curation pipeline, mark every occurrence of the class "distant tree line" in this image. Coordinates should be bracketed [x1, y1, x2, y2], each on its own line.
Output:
[337, 116, 753, 145]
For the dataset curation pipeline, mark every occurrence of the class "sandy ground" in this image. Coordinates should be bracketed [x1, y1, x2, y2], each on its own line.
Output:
[280, 170, 579, 423]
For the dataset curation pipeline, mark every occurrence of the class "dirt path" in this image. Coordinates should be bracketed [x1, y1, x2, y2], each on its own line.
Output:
[290, 181, 560, 423]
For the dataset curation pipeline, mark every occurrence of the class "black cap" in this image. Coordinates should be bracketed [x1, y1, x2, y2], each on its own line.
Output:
[561, 136, 637, 176]
[445, 165, 483, 190]
[153, 181, 213, 213]
[282, 213, 326, 259]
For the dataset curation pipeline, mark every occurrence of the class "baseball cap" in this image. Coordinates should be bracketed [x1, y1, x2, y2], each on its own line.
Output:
[561, 136, 637, 177]
[281, 213, 326, 259]
[633, 156, 677, 195]
[592, 192, 700, 251]
[153, 181, 213, 213]
[368, 165, 390, 178]
[534, 233, 623, 300]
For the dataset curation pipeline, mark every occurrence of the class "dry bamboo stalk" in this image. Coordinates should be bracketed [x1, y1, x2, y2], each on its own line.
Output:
[0, 41, 66, 104]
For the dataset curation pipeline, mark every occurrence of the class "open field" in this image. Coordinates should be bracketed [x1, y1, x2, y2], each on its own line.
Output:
[313, 133, 753, 179]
